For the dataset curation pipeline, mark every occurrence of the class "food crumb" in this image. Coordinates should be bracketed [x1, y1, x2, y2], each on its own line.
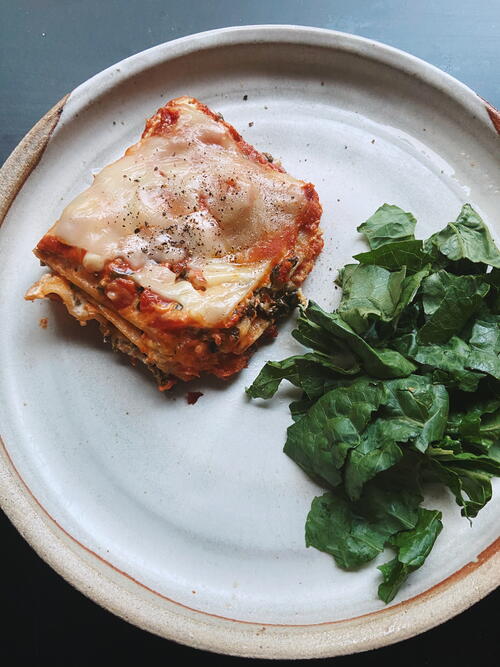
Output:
[186, 391, 203, 405]
[39, 318, 48, 329]
[248, 121, 254, 127]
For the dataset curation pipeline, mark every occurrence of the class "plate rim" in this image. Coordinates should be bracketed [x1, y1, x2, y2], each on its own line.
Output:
[1, 24, 499, 659]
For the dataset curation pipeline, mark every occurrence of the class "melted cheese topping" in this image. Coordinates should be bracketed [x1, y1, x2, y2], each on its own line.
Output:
[133, 259, 269, 326]
[50, 97, 309, 325]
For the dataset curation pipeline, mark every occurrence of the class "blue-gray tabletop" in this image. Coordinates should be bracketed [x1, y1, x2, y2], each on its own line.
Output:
[1, 1, 498, 664]
[2, 0, 500, 166]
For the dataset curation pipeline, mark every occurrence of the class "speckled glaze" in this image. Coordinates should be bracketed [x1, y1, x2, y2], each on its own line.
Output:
[0, 26, 499, 658]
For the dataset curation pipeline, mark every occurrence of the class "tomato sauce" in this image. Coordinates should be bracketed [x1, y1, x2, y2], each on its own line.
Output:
[104, 278, 137, 309]
[37, 236, 85, 264]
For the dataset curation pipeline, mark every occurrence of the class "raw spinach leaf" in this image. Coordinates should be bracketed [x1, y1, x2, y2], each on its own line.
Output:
[426, 204, 500, 268]
[378, 508, 443, 602]
[284, 379, 385, 486]
[485, 267, 500, 313]
[418, 271, 490, 344]
[381, 375, 449, 452]
[372, 269, 429, 345]
[429, 447, 500, 477]
[357, 204, 417, 249]
[354, 240, 436, 274]
[245, 356, 301, 398]
[292, 311, 338, 355]
[336, 264, 406, 334]
[245, 351, 359, 399]
[344, 420, 403, 500]
[306, 469, 422, 569]
[467, 313, 500, 380]
[393, 334, 485, 392]
[446, 395, 500, 456]
[306, 492, 393, 568]
[428, 446, 500, 518]
[392, 302, 423, 338]
[393, 267, 432, 318]
[294, 356, 360, 400]
[292, 309, 362, 370]
[421, 271, 489, 317]
[343, 375, 449, 499]
[305, 302, 417, 378]
[289, 396, 315, 422]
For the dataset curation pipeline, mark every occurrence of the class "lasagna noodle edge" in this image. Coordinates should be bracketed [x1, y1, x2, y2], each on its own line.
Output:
[25, 273, 280, 385]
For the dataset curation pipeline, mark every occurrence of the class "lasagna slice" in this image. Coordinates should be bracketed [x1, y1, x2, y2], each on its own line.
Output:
[26, 96, 323, 388]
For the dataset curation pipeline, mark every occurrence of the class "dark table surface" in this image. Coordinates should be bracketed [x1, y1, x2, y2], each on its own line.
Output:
[1, 1, 498, 664]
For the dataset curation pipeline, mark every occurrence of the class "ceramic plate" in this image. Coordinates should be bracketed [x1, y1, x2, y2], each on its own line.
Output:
[0, 26, 499, 659]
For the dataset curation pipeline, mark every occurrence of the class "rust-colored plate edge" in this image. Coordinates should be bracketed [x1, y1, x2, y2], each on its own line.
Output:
[486, 104, 500, 135]
[481, 98, 500, 135]
[0, 94, 69, 224]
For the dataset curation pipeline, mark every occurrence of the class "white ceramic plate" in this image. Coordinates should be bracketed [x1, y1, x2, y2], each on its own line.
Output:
[0, 26, 499, 659]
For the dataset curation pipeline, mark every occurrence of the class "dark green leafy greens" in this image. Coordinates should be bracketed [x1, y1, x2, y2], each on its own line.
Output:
[336, 264, 407, 333]
[428, 443, 500, 519]
[247, 203, 500, 602]
[357, 204, 417, 249]
[354, 239, 436, 274]
[377, 508, 443, 602]
[424, 204, 500, 268]
[468, 313, 500, 379]
[305, 478, 422, 569]
[418, 271, 490, 344]
[302, 302, 417, 378]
